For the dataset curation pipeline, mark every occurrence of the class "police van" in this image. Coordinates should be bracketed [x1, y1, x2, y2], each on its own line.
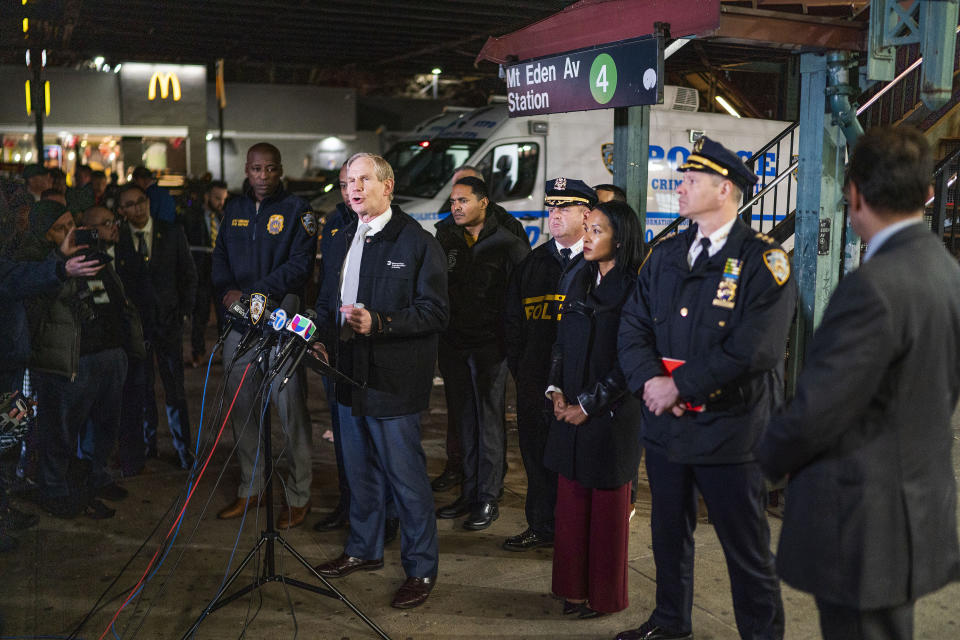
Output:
[340, 88, 794, 246]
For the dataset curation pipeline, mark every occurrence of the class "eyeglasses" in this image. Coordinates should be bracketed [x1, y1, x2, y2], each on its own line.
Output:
[121, 197, 148, 209]
[93, 218, 118, 228]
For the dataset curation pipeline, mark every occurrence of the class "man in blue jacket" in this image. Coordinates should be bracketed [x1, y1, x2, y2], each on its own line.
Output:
[212, 143, 317, 529]
[313, 153, 448, 609]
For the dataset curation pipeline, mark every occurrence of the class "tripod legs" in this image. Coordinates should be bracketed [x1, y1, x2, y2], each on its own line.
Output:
[181, 530, 391, 640]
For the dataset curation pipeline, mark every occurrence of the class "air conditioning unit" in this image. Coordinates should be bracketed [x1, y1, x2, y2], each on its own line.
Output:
[655, 85, 700, 112]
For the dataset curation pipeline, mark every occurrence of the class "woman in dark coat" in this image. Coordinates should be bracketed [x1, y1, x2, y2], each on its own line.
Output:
[544, 199, 645, 618]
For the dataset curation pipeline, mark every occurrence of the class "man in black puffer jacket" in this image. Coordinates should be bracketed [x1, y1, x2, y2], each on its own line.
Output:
[434, 177, 529, 530]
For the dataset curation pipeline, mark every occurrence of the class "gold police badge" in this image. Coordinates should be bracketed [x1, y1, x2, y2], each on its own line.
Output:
[267, 214, 284, 235]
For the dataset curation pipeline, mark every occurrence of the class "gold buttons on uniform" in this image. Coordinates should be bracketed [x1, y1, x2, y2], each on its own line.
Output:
[680, 307, 688, 317]
[718, 320, 726, 327]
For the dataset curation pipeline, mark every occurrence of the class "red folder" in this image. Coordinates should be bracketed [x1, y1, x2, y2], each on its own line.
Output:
[661, 357, 705, 412]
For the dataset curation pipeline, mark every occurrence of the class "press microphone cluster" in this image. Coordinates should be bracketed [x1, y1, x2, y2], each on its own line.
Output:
[270, 310, 319, 390]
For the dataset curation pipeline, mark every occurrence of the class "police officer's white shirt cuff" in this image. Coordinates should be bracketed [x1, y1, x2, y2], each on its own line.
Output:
[545, 385, 562, 400]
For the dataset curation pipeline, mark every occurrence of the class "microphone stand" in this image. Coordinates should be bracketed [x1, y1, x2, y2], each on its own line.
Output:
[180, 350, 388, 640]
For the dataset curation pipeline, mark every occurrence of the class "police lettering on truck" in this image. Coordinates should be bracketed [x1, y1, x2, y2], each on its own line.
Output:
[314, 93, 795, 247]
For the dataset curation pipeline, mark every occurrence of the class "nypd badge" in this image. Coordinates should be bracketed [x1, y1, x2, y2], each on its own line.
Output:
[300, 211, 318, 237]
[554, 176, 567, 191]
[762, 249, 791, 286]
[249, 293, 267, 325]
[267, 214, 284, 235]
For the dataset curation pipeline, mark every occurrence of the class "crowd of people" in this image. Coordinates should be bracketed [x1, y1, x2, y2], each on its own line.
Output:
[1, 125, 958, 640]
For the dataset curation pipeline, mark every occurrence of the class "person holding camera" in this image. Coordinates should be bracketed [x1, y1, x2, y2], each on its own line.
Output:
[16, 200, 144, 519]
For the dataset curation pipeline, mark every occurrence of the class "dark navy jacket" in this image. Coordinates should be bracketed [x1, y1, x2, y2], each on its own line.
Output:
[0, 255, 63, 373]
[618, 218, 796, 464]
[503, 239, 586, 399]
[212, 186, 317, 306]
[315, 205, 448, 417]
[436, 211, 529, 350]
[318, 202, 357, 286]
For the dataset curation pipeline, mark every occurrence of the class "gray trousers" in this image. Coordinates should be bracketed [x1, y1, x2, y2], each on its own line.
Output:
[223, 330, 313, 508]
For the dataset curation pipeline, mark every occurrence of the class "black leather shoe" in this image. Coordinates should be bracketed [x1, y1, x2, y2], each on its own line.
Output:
[314, 553, 384, 578]
[431, 467, 462, 492]
[391, 576, 435, 609]
[384, 517, 400, 544]
[615, 620, 692, 640]
[503, 528, 553, 551]
[96, 482, 129, 502]
[462, 501, 499, 530]
[436, 496, 470, 519]
[313, 504, 348, 531]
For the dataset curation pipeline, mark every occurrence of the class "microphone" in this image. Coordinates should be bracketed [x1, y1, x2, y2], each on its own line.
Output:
[269, 310, 318, 380]
[215, 295, 249, 347]
[233, 293, 279, 359]
[251, 294, 300, 363]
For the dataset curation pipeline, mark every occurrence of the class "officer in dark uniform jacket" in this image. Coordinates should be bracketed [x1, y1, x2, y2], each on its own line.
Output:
[501, 177, 594, 551]
[211, 143, 318, 529]
[616, 138, 795, 640]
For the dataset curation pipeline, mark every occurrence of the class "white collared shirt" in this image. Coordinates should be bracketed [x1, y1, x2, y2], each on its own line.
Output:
[687, 217, 737, 268]
[862, 218, 923, 263]
[556, 237, 584, 259]
[339, 206, 393, 299]
[131, 215, 154, 258]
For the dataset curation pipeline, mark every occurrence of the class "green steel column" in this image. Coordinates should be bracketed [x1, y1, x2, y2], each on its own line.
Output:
[792, 53, 849, 387]
[613, 105, 650, 231]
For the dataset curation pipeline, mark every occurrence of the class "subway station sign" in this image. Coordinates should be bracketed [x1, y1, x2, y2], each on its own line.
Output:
[505, 37, 661, 117]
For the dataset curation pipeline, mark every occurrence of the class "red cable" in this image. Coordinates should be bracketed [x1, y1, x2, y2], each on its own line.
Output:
[97, 362, 253, 640]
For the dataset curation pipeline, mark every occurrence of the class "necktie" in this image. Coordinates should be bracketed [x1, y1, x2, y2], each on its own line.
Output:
[559, 247, 572, 267]
[208, 212, 219, 248]
[135, 230, 149, 260]
[691, 237, 711, 271]
[340, 223, 370, 338]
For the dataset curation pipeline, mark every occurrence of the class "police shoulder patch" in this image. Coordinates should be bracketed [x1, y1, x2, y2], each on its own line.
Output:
[762, 248, 791, 286]
[300, 211, 318, 237]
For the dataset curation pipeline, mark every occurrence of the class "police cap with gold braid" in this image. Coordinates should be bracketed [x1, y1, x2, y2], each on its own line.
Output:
[679, 136, 758, 194]
[544, 177, 597, 207]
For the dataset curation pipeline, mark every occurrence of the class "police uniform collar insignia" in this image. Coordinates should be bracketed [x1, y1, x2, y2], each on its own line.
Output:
[300, 211, 317, 237]
[555, 177, 567, 191]
[249, 293, 267, 325]
[762, 248, 790, 286]
[267, 214, 284, 235]
[713, 258, 742, 309]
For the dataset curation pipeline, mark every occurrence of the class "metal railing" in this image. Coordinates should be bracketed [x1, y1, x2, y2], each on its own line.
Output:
[928, 144, 960, 259]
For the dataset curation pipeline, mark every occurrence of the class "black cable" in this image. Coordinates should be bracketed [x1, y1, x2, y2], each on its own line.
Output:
[122, 374, 274, 639]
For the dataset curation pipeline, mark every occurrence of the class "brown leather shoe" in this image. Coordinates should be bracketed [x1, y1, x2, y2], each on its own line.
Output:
[277, 501, 311, 529]
[217, 496, 258, 520]
[314, 553, 384, 578]
[390, 576, 435, 609]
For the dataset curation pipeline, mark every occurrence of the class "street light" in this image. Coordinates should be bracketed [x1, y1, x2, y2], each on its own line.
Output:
[431, 68, 441, 99]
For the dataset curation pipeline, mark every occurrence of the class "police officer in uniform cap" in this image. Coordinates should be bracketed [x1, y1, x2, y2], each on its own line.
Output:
[502, 177, 594, 551]
[616, 137, 795, 640]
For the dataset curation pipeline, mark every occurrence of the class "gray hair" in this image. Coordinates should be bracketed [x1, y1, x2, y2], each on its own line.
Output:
[346, 152, 394, 183]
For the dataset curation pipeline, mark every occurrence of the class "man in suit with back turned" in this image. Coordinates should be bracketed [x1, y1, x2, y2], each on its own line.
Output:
[757, 126, 960, 640]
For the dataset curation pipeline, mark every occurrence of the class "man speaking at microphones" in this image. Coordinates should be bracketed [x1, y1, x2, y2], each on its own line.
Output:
[312, 153, 448, 609]
[212, 142, 318, 528]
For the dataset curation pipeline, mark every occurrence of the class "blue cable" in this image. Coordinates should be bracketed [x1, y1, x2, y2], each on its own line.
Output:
[219, 383, 269, 589]
[107, 351, 221, 638]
